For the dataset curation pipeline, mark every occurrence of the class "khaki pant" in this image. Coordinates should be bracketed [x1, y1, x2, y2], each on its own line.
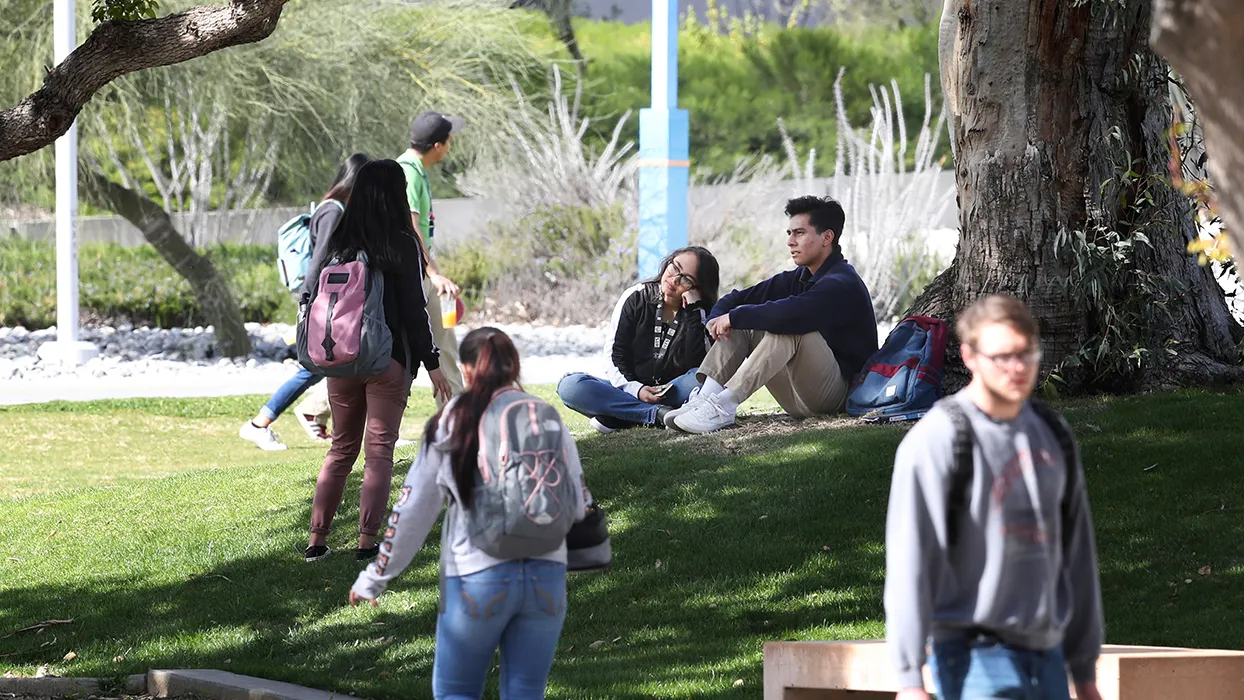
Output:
[293, 380, 331, 425]
[424, 276, 465, 408]
[698, 329, 848, 417]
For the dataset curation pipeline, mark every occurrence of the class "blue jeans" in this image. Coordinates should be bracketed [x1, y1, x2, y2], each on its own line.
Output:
[260, 366, 322, 422]
[930, 635, 1072, 700]
[556, 368, 700, 425]
[433, 560, 567, 700]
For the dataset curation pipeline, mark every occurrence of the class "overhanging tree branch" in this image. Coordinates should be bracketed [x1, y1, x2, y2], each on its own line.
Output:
[0, 0, 288, 162]
[1151, 0, 1244, 261]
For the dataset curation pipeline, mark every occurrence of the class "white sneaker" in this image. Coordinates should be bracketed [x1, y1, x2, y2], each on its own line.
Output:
[662, 386, 703, 428]
[672, 394, 736, 434]
[589, 417, 617, 434]
[239, 421, 288, 451]
[394, 438, 418, 449]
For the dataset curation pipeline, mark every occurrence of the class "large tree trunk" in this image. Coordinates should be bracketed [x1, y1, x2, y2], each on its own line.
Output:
[81, 169, 252, 358]
[1151, 0, 1244, 262]
[0, 0, 287, 162]
[914, 0, 1241, 392]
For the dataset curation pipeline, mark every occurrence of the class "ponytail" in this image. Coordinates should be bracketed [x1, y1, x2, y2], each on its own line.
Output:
[423, 327, 522, 506]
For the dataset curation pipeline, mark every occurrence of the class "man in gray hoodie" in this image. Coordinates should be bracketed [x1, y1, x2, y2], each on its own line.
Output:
[884, 295, 1104, 700]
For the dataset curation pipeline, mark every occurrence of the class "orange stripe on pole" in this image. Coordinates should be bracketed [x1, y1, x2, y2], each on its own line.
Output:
[638, 158, 691, 167]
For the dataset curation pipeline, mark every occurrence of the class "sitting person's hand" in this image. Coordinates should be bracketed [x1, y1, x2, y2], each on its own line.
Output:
[681, 288, 703, 307]
[707, 314, 733, 342]
[638, 386, 662, 404]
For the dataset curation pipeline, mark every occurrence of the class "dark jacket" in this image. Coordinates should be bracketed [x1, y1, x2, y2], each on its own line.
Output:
[709, 251, 878, 379]
[606, 282, 712, 394]
[305, 227, 439, 375]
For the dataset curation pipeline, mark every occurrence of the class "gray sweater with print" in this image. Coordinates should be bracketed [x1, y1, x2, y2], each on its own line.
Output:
[884, 392, 1104, 689]
[352, 401, 586, 601]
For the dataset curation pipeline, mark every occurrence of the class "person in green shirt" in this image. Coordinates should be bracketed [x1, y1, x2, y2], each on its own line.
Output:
[397, 112, 466, 408]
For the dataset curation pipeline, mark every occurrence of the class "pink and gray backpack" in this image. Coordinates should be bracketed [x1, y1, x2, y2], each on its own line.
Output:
[464, 388, 580, 559]
[296, 252, 396, 377]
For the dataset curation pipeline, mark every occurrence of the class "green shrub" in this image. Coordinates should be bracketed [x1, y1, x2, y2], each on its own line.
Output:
[544, 18, 944, 178]
[437, 243, 497, 311]
[0, 238, 295, 329]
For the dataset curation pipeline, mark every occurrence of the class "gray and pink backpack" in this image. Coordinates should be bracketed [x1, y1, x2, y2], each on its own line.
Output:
[297, 252, 396, 377]
[464, 388, 581, 559]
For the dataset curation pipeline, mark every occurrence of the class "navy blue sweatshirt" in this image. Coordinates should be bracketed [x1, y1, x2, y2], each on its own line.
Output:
[708, 251, 878, 379]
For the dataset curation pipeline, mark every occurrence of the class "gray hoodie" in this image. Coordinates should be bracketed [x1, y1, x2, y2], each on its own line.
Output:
[352, 399, 587, 600]
[884, 392, 1103, 689]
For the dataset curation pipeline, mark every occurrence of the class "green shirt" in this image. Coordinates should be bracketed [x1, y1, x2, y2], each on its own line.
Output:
[397, 150, 433, 240]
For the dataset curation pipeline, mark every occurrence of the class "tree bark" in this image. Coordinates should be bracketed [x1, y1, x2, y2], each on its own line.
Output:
[80, 169, 252, 358]
[1151, 0, 1244, 261]
[0, 0, 287, 162]
[915, 0, 1241, 392]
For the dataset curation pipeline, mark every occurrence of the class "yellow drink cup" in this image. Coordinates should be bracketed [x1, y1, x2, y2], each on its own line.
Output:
[440, 292, 459, 328]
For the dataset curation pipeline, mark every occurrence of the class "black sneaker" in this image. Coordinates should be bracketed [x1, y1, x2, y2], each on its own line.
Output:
[653, 406, 672, 428]
[305, 545, 331, 562]
[356, 545, 380, 561]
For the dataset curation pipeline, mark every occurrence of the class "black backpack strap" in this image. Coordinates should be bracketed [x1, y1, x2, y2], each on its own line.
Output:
[1028, 398, 1080, 552]
[939, 397, 976, 552]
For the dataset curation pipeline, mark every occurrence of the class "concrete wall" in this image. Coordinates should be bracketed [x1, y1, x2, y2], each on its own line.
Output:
[2, 171, 960, 248]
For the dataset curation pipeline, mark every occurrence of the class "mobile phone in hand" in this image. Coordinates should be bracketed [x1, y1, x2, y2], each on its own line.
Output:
[651, 383, 673, 397]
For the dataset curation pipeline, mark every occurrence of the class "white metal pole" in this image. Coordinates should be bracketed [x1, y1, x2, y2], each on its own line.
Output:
[54, 0, 78, 343]
[39, 0, 97, 365]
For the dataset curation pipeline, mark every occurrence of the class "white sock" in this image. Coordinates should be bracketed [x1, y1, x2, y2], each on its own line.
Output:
[714, 389, 740, 414]
[700, 377, 726, 398]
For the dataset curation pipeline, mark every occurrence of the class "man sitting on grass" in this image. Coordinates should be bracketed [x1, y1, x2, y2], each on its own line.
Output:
[666, 195, 878, 434]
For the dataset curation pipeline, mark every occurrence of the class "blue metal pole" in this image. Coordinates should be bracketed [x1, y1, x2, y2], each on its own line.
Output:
[637, 0, 689, 279]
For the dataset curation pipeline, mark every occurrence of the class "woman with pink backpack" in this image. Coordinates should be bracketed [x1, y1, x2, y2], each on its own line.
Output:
[301, 159, 453, 563]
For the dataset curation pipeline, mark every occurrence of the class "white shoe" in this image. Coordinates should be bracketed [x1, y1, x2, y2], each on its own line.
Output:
[589, 417, 617, 434]
[239, 421, 288, 451]
[394, 438, 417, 449]
[672, 394, 736, 434]
[662, 386, 703, 428]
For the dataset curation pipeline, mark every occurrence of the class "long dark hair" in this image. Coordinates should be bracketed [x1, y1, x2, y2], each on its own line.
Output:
[646, 245, 722, 308]
[321, 159, 420, 272]
[424, 327, 522, 507]
[323, 153, 370, 203]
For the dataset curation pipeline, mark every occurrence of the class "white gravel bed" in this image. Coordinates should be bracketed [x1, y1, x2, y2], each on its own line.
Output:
[0, 322, 610, 405]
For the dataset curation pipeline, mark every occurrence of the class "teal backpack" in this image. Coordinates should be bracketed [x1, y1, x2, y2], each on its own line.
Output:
[277, 200, 344, 292]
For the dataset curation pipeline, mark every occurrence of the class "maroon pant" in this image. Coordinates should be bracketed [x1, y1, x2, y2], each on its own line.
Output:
[310, 359, 412, 538]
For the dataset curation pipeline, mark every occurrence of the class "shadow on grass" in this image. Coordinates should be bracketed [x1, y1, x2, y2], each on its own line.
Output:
[3, 389, 1244, 698]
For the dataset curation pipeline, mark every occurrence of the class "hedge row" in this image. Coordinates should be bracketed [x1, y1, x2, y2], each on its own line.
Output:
[0, 238, 296, 330]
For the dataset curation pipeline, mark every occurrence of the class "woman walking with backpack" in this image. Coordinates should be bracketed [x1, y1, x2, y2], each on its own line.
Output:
[349, 327, 588, 699]
[239, 153, 371, 451]
[303, 159, 452, 563]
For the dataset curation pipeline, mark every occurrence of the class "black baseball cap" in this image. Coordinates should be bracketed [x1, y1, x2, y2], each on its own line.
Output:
[410, 111, 465, 148]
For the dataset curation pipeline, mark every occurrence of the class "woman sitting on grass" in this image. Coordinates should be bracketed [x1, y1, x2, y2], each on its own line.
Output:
[557, 246, 720, 433]
[303, 159, 452, 563]
[349, 327, 587, 699]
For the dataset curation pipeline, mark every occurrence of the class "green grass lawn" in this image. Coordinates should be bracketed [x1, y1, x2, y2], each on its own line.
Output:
[1, 387, 1242, 698]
